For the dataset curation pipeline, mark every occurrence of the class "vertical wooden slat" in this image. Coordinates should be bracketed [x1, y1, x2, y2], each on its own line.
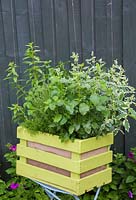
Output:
[111, 0, 125, 153]
[54, 0, 69, 62]
[0, 1, 17, 171]
[94, 0, 107, 60]
[123, 0, 136, 153]
[67, 0, 82, 61]
[27, 0, 44, 57]
[0, 0, 5, 57]
[41, 0, 56, 63]
[15, 0, 30, 58]
[81, 0, 95, 60]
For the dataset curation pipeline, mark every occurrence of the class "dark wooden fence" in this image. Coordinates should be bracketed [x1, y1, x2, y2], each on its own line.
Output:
[0, 0, 136, 169]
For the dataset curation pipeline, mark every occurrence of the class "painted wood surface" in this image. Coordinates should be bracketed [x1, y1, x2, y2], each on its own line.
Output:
[16, 126, 113, 195]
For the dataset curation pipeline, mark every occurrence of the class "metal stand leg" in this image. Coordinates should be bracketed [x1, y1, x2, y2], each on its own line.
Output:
[94, 187, 101, 200]
[32, 179, 101, 200]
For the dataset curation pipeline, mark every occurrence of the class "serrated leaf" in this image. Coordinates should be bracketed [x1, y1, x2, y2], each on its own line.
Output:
[53, 114, 62, 123]
[126, 175, 135, 183]
[79, 103, 89, 115]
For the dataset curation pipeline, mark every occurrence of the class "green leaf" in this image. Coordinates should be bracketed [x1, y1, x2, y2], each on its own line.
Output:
[123, 119, 130, 132]
[96, 105, 106, 111]
[60, 116, 67, 125]
[126, 175, 135, 183]
[53, 114, 62, 123]
[90, 94, 100, 106]
[79, 103, 89, 115]
[68, 125, 74, 135]
[129, 108, 136, 120]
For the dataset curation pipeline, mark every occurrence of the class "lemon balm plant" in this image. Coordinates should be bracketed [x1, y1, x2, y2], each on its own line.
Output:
[5, 43, 136, 195]
[6, 43, 136, 141]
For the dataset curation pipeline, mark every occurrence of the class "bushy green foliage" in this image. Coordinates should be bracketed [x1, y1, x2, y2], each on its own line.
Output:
[6, 43, 136, 141]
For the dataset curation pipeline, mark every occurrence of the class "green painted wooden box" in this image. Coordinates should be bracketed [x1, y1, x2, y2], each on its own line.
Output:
[16, 126, 113, 196]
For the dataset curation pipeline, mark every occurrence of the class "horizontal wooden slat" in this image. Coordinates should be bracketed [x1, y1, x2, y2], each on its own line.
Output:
[79, 168, 112, 195]
[17, 126, 113, 153]
[17, 144, 80, 173]
[80, 133, 113, 153]
[16, 161, 112, 195]
[17, 126, 81, 153]
[80, 151, 112, 173]
[16, 161, 78, 194]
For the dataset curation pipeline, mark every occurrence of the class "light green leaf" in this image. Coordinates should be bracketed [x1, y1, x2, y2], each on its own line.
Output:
[60, 117, 67, 125]
[90, 94, 100, 106]
[126, 175, 135, 183]
[129, 108, 136, 120]
[68, 125, 74, 135]
[53, 114, 62, 123]
[123, 119, 130, 132]
[79, 103, 89, 115]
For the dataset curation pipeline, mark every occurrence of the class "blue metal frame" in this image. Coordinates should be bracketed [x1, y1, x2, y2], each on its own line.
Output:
[32, 179, 101, 200]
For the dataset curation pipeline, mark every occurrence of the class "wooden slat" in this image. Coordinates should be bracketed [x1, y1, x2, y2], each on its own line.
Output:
[16, 161, 112, 195]
[54, 0, 69, 62]
[15, 0, 30, 57]
[0, 1, 5, 57]
[81, 0, 95, 60]
[16, 161, 78, 194]
[17, 144, 80, 173]
[17, 127, 113, 153]
[79, 168, 112, 195]
[80, 151, 112, 173]
[41, 0, 56, 62]
[123, 0, 136, 153]
[17, 126, 81, 152]
[94, 0, 107, 60]
[80, 133, 113, 153]
[27, 0, 44, 56]
[67, 0, 82, 60]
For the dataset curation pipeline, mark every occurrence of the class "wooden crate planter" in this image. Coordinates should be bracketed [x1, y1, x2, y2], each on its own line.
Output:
[16, 126, 113, 196]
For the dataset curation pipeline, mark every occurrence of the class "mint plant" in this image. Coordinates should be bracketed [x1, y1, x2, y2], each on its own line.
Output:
[6, 43, 136, 141]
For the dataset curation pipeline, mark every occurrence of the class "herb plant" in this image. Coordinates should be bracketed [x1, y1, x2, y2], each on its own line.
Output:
[6, 43, 136, 141]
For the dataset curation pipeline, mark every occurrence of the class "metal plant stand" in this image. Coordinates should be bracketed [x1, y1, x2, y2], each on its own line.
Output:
[33, 179, 101, 200]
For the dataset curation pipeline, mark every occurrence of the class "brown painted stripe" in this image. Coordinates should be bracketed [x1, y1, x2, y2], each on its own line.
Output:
[81, 147, 108, 160]
[27, 141, 72, 158]
[80, 165, 106, 178]
[27, 159, 71, 177]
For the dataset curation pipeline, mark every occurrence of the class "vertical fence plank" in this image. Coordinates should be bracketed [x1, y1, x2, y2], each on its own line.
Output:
[81, 0, 95, 60]
[0, 0, 17, 170]
[15, 0, 30, 58]
[94, 0, 107, 60]
[54, 0, 69, 62]
[68, 0, 82, 61]
[41, 0, 56, 63]
[123, 0, 136, 153]
[107, 0, 125, 153]
[27, 0, 44, 57]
